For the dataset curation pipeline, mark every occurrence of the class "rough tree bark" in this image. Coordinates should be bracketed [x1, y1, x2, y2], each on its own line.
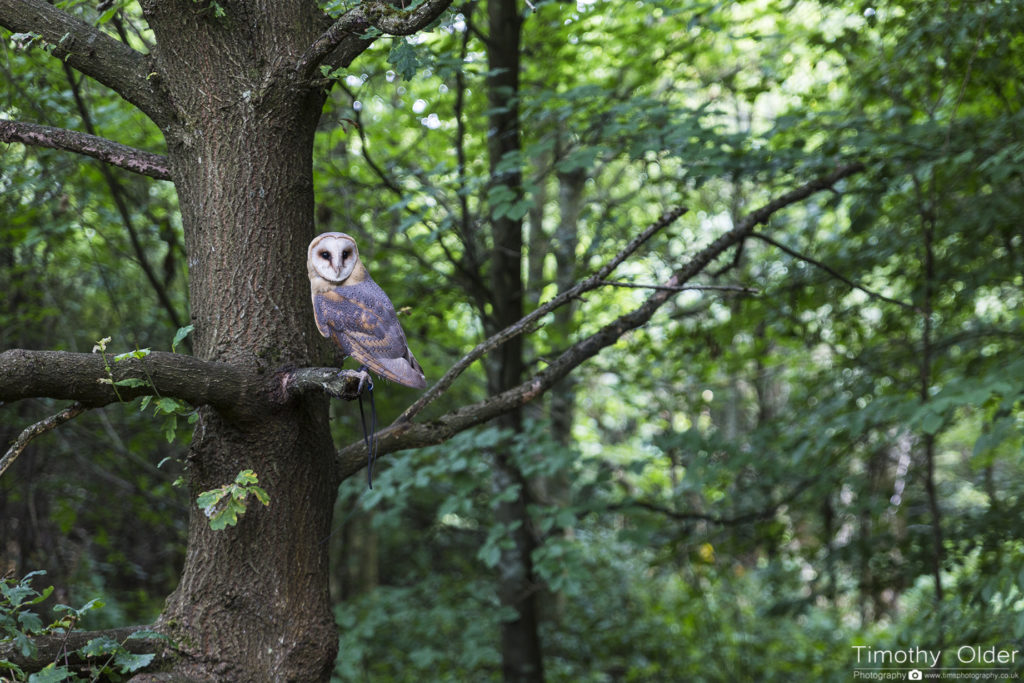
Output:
[0, 0, 864, 678]
[0, 1, 451, 680]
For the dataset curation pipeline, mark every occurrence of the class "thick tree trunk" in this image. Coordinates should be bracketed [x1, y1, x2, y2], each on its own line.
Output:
[139, 4, 339, 679]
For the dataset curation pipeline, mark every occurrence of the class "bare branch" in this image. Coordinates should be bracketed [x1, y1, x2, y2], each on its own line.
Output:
[0, 0, 169, 125]
[599, 280, 759, 294]
[0, 402, 88, 479]
[396, 206, 690, 424]
[298, 0, 454, 78]
[0, 119, 171, 180]
[0, 120, 171, 180]
[339, 163, 865, 478]
[749, 231, 919, 312]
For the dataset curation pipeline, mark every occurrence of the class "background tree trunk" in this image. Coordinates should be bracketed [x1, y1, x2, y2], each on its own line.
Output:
[484, 1, 545, 680]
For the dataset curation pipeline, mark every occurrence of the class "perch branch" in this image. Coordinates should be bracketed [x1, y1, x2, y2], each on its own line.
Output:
[0, 349, 254, 415]
[0, 120, 171, 180]
[282, 368, 373, 402]
[0, 402, 88, 479]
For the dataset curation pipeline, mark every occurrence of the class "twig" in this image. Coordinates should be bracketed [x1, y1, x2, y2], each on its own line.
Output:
[599, 280, 759, 294]
[396, 206, 689, 423]
[1, 403, 89, 479]
[750, 231, 919, 311]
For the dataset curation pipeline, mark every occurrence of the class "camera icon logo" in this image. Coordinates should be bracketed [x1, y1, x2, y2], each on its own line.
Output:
[908, 670, 922, 680]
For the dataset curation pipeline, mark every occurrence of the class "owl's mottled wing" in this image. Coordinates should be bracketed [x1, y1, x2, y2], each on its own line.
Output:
[313, 281, 427, 389]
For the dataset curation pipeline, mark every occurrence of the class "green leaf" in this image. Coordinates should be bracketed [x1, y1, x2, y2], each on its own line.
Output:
[113, 377, 151, 388]
[197, 488, 227, 511]
[234, 469, 258, 486]
[78, 635, 119, 657]
[27, 664, 73, 683]
[250, 486, 270, 506]
[477, 542, 501, 568]
[164, 414, 178, 443]
[171, 324, 194, 353]
[113, 348, 150, 361]
[114, 650, 156, 672]
[387, 37, 422, 81]
[14, 631, 36, 658]
[17, 609, 43, 633]
[0, 660, 26, 677]
[127, 628, 168, 640]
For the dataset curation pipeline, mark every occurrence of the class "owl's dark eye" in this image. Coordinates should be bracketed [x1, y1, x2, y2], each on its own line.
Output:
[342, 249, 352, 259]
[319, 250, 331, 260]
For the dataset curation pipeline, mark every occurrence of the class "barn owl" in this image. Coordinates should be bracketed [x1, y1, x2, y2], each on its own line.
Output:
[307, 232, 426, 486]
[308, 232, 426, 389]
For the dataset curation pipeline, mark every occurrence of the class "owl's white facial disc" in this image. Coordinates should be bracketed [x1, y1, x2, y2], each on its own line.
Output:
[309, 232, 358, 283]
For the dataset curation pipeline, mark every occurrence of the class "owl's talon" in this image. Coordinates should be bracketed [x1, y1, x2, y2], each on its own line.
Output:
[355, 366, 373, 395]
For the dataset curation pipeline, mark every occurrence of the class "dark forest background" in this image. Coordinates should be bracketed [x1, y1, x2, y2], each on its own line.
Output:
[3, 1, 1024, 680]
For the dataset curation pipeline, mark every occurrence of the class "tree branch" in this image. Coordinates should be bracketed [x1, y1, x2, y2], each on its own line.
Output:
[599, 280, 759, 294]
[749, 231, 919, 312]
[298, 0, 454, 79]
[337, 163, 864, 478]
[0, 350, 372, 420]
[283, 367, 373, 402]
[396, 206, 690, 424]
[0, 624, 169, 676]
[0, 120, 172, 180]
[0, 349, 253, 414]
[0, 402, 89, 479]
[0, 0, 169, 126]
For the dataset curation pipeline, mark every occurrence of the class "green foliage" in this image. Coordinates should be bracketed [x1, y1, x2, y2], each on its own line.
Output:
[320, 0, 1024, 679]
[0, 573, 160, 681]
[4, 0, 1024, 679]
[196, 470, 270, 531]
[387, 37, 425, 81]
[93, 334, 197, 443]
[1, 572, 54, 664]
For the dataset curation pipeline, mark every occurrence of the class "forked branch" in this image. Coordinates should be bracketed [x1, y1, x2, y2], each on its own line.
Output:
[0, 403, 88, 479]
[398, 206, 690, 424]
[336, 163, 865, 478]
[0, 0, 168, 125]
[298, 0, 454, 78]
